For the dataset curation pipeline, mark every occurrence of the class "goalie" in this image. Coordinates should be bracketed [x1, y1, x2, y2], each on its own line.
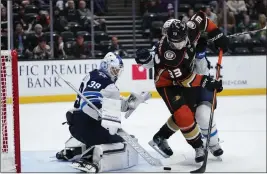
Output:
[56, 52, 151, 172]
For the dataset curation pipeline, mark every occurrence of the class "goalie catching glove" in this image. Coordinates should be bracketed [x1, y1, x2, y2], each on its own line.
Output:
[121, 91, 152, 118]
[100, 89, 152, 135]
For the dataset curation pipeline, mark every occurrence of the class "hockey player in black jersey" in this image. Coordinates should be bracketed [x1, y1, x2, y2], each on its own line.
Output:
[135, 11, 228, 163]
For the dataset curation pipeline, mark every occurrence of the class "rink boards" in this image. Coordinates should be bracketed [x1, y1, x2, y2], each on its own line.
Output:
[13, 55, 266, 104]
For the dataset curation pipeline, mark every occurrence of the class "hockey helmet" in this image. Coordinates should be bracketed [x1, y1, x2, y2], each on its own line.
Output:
[100, 52, 124, 82]
[162, 19, 179, 35]
[166, 20, 188, 50]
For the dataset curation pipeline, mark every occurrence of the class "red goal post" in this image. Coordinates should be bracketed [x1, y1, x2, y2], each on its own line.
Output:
[1, 50, 21, 172]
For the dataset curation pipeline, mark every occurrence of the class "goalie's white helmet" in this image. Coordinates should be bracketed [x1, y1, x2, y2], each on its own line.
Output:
[162, 19, 180, 35]
[100, 52, 124, 82]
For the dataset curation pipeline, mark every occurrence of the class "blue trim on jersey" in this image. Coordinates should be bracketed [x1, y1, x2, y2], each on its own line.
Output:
[83, 91, 102, 97]
[196, 51, 206, 59]
[80, 91, 103, 109]
[80, 98, 102, 110]
[202, 129, 218, 138]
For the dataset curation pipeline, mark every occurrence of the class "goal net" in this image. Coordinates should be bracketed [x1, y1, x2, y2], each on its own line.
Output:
[1, 50, 21, 172]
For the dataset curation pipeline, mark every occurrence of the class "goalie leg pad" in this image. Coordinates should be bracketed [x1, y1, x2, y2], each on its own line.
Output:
[96, 141, 138, 172]
[195, 102, 220, 146]
[73, 141, 139, 172]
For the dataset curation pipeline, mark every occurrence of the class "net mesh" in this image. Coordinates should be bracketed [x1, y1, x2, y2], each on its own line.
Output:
[1, 50, 17, 172]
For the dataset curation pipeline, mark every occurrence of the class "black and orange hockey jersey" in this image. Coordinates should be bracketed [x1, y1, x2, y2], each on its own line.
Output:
[153, 11, 218, 88]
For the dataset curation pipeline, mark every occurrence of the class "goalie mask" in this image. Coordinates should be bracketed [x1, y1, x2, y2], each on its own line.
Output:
[100, 52, 124, 82]
[166, 20, 188, 50]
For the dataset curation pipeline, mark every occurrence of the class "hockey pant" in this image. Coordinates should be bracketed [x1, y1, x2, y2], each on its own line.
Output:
[156, 86, 203, 148]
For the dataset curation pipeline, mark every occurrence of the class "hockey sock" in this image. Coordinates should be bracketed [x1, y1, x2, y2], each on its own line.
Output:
[173, 105, 203, 148]
[156, 115, 178, 139]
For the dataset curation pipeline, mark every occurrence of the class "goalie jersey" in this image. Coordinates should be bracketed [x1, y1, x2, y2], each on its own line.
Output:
[74, 69, 119, 119]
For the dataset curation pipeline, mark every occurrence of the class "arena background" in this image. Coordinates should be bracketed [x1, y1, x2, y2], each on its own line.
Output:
[1, 0, 266, 104]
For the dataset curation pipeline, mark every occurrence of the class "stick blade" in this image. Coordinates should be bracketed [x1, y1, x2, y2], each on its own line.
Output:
[190, 164, 206, 173]
[190, 151, 208, 173]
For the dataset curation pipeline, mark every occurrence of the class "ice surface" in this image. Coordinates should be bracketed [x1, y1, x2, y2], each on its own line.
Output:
[19, 96, 266, 172]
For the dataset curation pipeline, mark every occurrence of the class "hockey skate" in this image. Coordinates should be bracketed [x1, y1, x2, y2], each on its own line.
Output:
[148, 134, 173, 158]
[56, 149, 76, 161]
[195, 146, 205, 163]
[209, 143, 223, 157]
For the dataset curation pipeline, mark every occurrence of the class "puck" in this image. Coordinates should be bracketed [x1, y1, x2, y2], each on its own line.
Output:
[163, 167, 171, 170]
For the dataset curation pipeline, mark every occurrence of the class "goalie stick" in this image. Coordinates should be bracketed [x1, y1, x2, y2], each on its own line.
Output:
[57, 74, 163, 167]
[190, 49, 223, 173]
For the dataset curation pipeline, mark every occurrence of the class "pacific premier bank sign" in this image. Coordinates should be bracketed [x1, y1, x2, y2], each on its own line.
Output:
[18, 60, 101, 96]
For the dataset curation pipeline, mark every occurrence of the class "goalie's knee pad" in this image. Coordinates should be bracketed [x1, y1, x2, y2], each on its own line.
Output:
[81, 141, 138, 172]
[195, 102, 219, 146]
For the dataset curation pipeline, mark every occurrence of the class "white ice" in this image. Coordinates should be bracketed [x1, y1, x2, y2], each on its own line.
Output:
[19, 96, 266, 172]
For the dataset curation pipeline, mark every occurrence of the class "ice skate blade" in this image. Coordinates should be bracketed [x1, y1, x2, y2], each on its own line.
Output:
[148, 140, 170, 158]
[216, 156, 222, 161]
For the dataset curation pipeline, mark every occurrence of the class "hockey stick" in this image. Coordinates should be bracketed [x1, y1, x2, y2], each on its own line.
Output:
[208, 25, 267, 42]
[190, 49, 223, 173]
[57, 74, 163, 167]
[227, 25, 267, 38]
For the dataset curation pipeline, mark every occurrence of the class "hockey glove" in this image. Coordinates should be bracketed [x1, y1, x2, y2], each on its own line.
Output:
[201, 75, 223, 93]
[122, 91, 152, 118]
[135, 48, 151, 64]
[208, 28, 229, 53]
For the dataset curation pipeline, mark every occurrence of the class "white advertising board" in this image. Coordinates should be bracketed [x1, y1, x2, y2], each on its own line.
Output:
[16, 56, 266, 97]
